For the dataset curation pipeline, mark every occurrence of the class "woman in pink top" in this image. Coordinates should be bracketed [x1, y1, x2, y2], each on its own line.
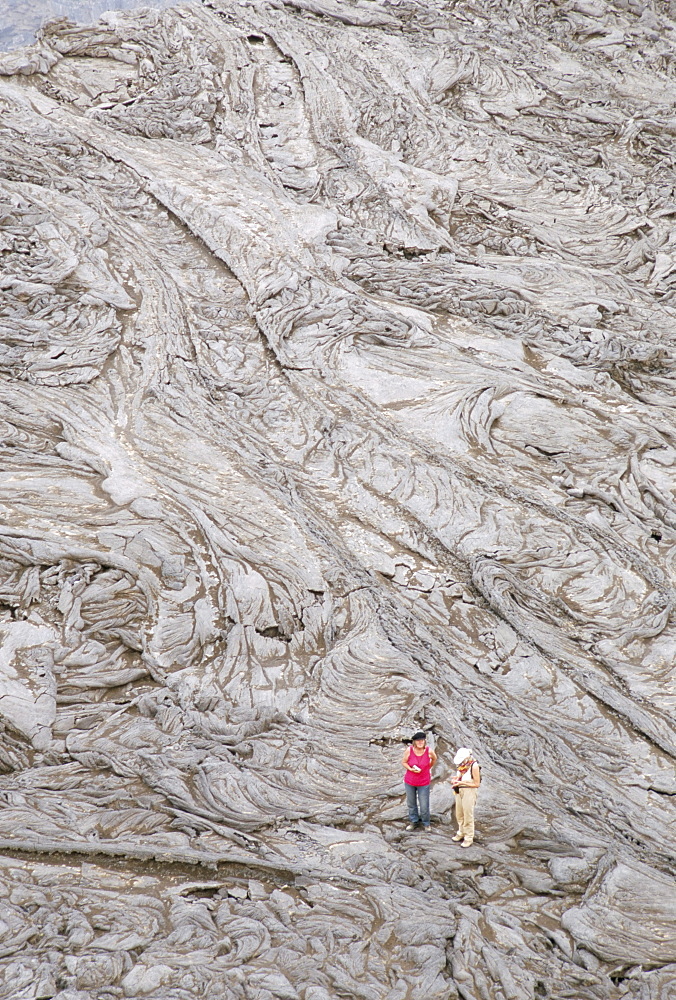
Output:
[402, 731, 437, 831]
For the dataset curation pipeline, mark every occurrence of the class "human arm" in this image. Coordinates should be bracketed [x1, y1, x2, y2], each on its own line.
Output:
[463, 762, 480, 788]
[429, 749, 437, 768]
[401, 748, 420, 772]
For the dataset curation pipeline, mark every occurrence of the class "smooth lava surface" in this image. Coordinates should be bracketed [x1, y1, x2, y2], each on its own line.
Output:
[0, 0, 175, 50]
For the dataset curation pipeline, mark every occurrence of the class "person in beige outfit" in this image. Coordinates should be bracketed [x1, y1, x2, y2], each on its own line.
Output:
[451, 747, 481, 847]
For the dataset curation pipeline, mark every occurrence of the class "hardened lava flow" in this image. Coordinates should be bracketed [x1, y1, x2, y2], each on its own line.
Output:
[0, 0, 675, 997]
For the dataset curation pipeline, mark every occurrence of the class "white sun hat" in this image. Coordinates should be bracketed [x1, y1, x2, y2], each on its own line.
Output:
[453, 747, 473, 765]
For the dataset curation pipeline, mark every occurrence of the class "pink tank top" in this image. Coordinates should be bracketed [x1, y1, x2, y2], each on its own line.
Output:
[405, 746, 431, 786]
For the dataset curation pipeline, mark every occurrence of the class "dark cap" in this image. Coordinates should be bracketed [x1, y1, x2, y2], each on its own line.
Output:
[411, 731, 426, 741]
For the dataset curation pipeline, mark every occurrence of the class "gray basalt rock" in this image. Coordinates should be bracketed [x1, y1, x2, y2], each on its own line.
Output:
[0, 0, 674, 998]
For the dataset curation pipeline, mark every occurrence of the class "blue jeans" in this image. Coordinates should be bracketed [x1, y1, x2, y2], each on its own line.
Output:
[405, 783, 430, 825]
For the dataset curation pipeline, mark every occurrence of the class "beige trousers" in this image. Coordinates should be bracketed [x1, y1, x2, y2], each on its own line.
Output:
[454, 787, 477, 842]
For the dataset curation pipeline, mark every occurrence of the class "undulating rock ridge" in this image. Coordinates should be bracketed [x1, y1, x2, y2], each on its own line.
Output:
[0, 0, 675, 997]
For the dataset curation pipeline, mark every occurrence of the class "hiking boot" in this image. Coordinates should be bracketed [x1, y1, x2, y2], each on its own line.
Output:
[461, 839, 473, 848]
[452, 834, 463, 842]
[423, 825, 431, 832]
[405, 823, 418, 831]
